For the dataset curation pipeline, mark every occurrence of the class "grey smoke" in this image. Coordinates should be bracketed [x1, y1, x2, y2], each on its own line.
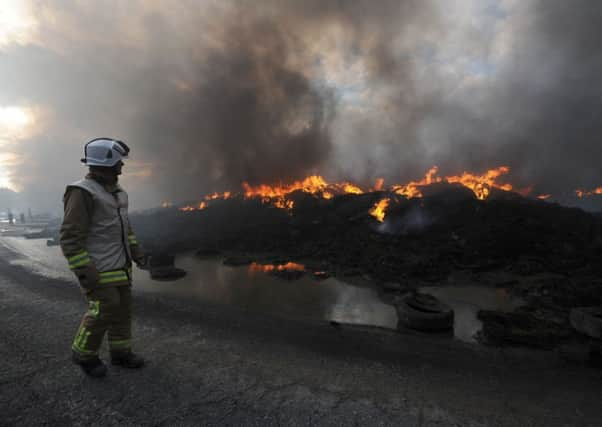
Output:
[131, 18, 335, 199]
[435, 1, 602, 197]
[376, 204, 433, 236]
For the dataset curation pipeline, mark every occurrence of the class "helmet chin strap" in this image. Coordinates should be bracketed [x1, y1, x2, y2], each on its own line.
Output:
[89, 165, 120, 184]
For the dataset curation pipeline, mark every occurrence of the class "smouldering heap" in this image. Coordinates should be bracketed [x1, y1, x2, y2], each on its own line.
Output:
[172, 166, 602, 223]
[179, 175, 367, 212]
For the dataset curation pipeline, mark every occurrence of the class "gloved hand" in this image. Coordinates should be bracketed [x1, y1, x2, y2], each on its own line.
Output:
[134, 254, 150, 270]
[131, 245, 149, 269]
[75, 263, 100, 290]
[134, 254, 149, 270]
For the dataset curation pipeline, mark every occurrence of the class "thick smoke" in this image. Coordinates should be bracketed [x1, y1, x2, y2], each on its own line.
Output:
[332, 0, 602, 198]
[123, 0, 435, 202]
[131, 18, 335, 200]
[1, 0, 602, 211]
[435, 0, 602, 197]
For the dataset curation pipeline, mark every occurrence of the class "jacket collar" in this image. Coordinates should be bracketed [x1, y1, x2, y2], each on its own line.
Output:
[86, 172, 122, 193]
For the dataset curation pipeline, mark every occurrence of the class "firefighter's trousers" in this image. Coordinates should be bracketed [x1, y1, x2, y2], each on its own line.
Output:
[72, 285, 132, 359]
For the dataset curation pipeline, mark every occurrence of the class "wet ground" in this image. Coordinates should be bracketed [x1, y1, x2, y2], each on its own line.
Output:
[2, 236, 602, 425]
[0, 237, 523, 343]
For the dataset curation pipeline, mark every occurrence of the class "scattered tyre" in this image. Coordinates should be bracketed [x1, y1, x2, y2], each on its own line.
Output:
[148, 254, 187, 281]
[46, 238, 60, 246]
[396, 293, 454, 332]
[150, 267, 187, 281]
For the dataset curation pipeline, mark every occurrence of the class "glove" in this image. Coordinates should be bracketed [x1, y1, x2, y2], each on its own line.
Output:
[135, 254, 149, 269]
[75, 264, 100, 290]
[130, 245, 148, 269]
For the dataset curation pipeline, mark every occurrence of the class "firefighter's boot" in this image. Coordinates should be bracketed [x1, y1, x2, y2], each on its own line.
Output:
[111, 350, 145, 368]
[72, 353, 107, 378]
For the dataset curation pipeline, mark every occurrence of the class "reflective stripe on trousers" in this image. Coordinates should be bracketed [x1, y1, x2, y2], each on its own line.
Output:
[98, 268, 130, 284]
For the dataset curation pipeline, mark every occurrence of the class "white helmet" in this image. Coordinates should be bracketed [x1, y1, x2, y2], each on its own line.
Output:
[81, 137, 130, 167]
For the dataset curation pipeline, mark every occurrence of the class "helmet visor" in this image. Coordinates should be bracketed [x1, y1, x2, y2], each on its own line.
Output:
[112, 140, 130, 157]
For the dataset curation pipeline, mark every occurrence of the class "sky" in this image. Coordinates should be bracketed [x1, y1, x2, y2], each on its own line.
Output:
[1, 0, 601, 213]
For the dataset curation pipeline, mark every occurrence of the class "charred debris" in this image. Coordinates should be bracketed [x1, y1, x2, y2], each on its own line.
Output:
[129, 183, 602, 353]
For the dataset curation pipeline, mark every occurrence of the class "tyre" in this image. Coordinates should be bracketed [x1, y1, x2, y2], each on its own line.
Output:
[396, 293, 454, 332]
[150, 267, 187, 281]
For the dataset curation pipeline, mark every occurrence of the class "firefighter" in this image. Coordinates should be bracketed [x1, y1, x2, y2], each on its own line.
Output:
[60, 137, 146, 378]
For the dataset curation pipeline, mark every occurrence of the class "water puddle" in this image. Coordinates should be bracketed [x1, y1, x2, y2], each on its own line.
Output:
[137, 254, 398, 328]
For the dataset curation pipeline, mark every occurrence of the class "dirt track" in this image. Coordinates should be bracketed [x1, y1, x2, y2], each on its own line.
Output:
[1, 243, 601, 426]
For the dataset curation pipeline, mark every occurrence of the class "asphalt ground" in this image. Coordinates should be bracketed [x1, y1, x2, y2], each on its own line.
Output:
[1, 243, 601, 426]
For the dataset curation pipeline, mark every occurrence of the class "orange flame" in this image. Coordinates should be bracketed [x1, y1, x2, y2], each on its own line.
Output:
[444, 166, 512, 200]
[576, 187, 602, 198]
[205, 191, 231, 201]
[372, 178, 385, 192]
[179, 201, 207, 212]
[248, 262, 305, 274]
[537, 194, 552, 200]
[274, 199, 294, 210]
[178, 165, 516, 214]
[241, 175, 366, 210]
[242, 175, 329, 199]
[369, 198, 390, 222]
[391, 166, 442, 199]
[339, 183, 363, 195]
[179, 191, 232, 211]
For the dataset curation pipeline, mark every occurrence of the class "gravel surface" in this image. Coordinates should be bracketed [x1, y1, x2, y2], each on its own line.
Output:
[1, 243, 602, 426]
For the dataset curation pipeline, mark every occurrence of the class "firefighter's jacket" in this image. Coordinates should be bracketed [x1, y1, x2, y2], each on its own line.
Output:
[60, 174, 144, 290]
